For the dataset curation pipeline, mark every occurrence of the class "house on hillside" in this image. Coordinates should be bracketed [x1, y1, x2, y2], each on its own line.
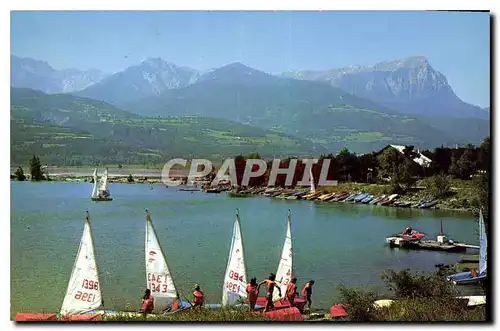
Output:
[376, 144, 432, 168]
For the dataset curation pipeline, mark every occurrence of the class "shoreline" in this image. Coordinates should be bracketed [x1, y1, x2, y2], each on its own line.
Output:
[10, 173, 475, 214]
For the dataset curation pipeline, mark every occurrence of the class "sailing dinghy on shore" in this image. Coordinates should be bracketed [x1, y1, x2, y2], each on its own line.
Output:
[15, 211, 190, 322]
[255, 210, 306, 312]
[16, 212, 116, 321]
[59, 211, 104, 317]
[446, 209, 487, 285]
[205, 209, 263, 310]
[145, 210, 191, 314]
[221, 208, 248, 306]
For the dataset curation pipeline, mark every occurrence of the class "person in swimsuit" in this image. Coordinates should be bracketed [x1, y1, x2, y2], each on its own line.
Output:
[141, 289, 154, 315]
[286, 277, 298, 307]
[193, 284, 204, 309]
[302, 280, 315, 311]
[258, 273, 282, 313]
[246, 277, 259, 311]
[470, 268, 478, 278]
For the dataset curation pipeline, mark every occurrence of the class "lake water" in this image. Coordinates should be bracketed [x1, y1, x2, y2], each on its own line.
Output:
[11, 181, 482, 316]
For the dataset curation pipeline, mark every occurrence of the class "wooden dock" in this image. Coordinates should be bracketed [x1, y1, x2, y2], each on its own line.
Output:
[459, 254, 479, 263]
[455, 243, 480, 250]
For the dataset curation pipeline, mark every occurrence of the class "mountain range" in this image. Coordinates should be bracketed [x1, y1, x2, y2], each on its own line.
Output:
[10, 54, 490, 165]
[11, 55, 109, 94]
[282, 56, 490, 119]
[11, 87, 325, 165]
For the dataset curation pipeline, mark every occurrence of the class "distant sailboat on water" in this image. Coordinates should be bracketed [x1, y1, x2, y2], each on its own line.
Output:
[91, 168, 113, 201]
[309, 167, 316, 193]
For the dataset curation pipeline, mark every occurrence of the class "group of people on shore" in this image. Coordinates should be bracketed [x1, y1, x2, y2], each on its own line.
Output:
[140, 273, 315, 315]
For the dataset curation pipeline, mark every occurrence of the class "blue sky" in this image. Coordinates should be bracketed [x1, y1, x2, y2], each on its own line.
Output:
[11, 11, 490, 107]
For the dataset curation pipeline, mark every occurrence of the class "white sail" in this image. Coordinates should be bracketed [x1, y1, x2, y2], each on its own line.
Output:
[222, 209, 247, 306]
[273, 210, 293, 302]
[91, 169, 98, 198]
[60, 212, 102, 315]
[145, 210, 178, 311]
[309, 168, 316, 193]
[479, 209, 487, 275]
[99, 168, 109, 192]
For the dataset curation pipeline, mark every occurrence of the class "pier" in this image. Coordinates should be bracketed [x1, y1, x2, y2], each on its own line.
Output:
[455, 243, 480, 250]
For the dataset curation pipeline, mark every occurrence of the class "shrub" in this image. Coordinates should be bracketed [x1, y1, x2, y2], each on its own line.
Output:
[381, 269, 457, 299]
[14, 167, 26, 181]
[335, 269, 486, 322]
[427, 173, 452, 198]
[337, 284, 380, 321]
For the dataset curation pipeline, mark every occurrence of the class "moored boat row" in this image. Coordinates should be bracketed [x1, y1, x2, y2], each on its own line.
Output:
[227, 187, 439, 210]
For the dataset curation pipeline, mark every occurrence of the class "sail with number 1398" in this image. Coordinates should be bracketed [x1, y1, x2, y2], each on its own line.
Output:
[60, 212, 103, 315]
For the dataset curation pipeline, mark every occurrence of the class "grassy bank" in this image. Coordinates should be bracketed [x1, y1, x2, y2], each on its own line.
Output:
[87, 269, 488, 322]
[102, 308, 267, 322]
[317, 179, 478, 212]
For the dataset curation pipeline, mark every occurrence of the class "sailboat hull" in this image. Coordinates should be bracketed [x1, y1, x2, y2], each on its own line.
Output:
[447, 271, 487, 285]
[253, 307, 304, 321]
[254, 297, 307, 313]
[91, 197, 113, 201]
[204, 303, 265, 310]
[88, 301, 192, 317]
[15, 313, 58, 321]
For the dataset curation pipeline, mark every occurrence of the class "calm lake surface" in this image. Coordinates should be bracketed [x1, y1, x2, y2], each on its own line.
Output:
[11, 181, 482, 315]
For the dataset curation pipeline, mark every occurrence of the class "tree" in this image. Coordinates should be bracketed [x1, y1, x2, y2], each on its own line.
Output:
[14, 167, 26, 181]
[427, 173, 451, 199]
[29, 155, 44, 181]
[450, 148, 476, 179]
[357, 152, 378, 183]
[127, 174, 134, 183]
[401, 146, 422, 179]
[377, 146, 418, 193]
[246, 152, 261, 160]
[337, 148, 358, 182]
[472, 171, 489, 235]
[478, 137, 490, 171]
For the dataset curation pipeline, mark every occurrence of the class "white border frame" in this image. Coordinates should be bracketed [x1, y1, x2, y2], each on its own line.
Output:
[4, 2, 497, 330]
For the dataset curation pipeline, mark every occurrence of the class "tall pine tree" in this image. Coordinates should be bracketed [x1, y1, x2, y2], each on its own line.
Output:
[29, 155, 44, 181]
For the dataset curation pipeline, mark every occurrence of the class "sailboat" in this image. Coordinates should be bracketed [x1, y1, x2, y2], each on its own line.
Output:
[203, 209, 263, 310]
[91, 168, 113, 201]
[16, 212, 116, 321]
[309, 167, 316, 193]
[60, 211, 104, 316]
[273, 210, 293, 303]
[303, 168, 321, 200]
[145, 210, 191, 313]
[221, 208, 248, 306]
[255, 210, 306, 312]
[447, 209, 487, 285]
[91, 169, 99, 200]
